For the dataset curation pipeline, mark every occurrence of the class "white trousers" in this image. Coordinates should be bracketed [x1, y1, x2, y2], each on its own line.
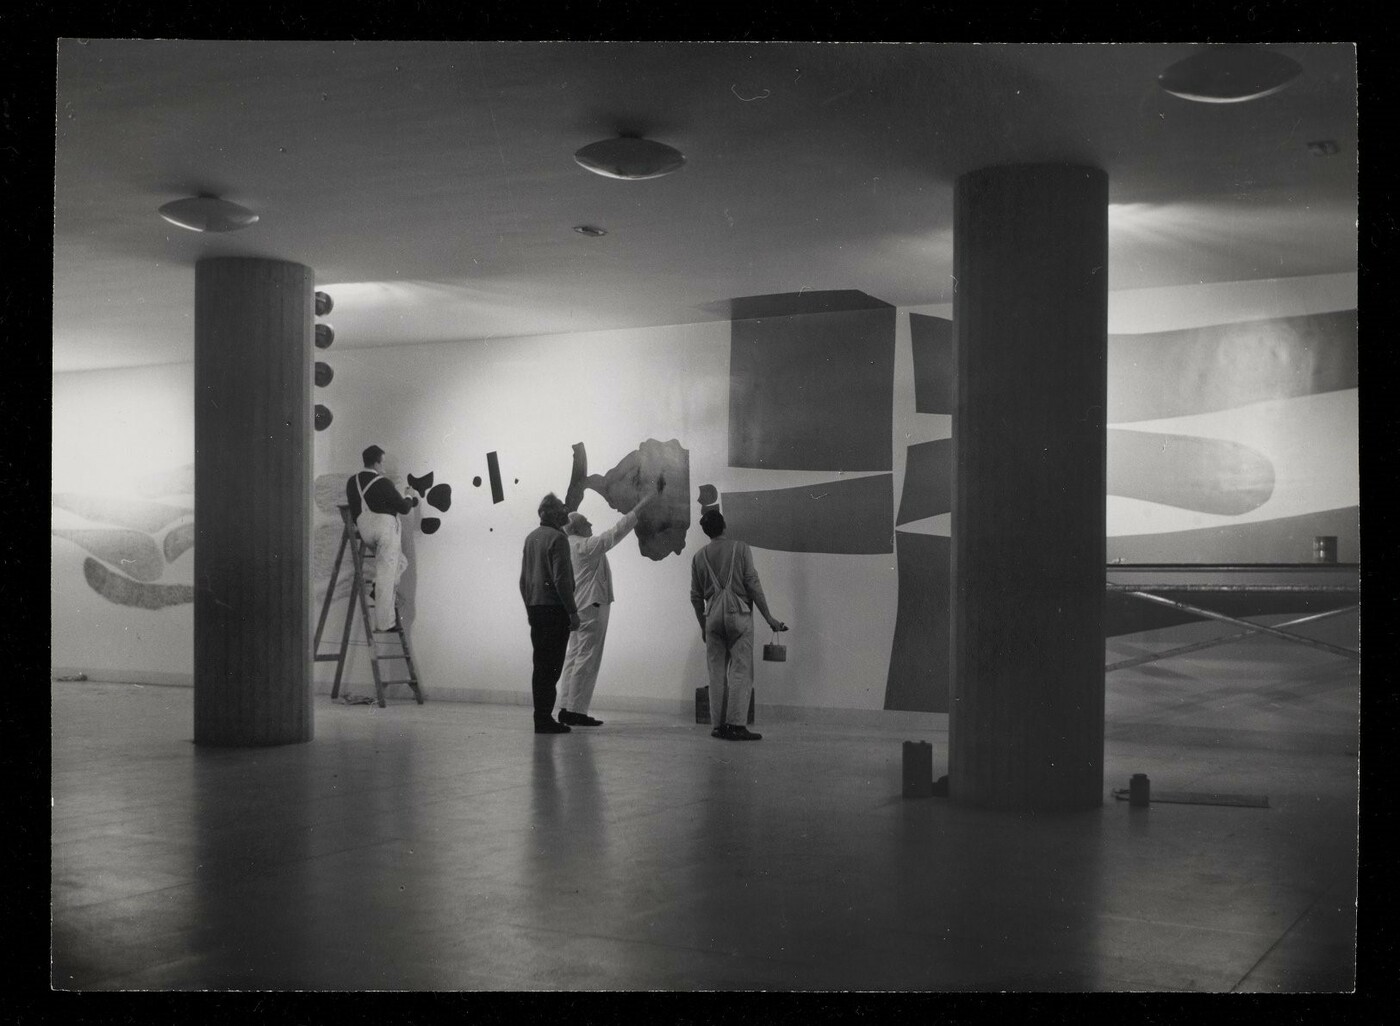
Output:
[558, 601, 611, 714]
[357, 512, 407, 630]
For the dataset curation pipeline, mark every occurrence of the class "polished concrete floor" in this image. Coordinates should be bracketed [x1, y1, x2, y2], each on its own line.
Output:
[51, 623, 1359, 992]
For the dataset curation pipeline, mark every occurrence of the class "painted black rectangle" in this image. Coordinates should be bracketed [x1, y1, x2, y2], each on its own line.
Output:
[486, 451, 504, 505]
[728, 297, 895, 471]
[909, 313, 953, 414]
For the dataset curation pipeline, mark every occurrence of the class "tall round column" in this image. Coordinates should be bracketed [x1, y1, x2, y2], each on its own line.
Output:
[949, 164, 1108, 810]
[193, 257, 314, 746]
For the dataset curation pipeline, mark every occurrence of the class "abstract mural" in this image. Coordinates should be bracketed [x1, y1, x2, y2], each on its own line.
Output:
[52, 463, 196, 608]
[880, 304, 1358, 712]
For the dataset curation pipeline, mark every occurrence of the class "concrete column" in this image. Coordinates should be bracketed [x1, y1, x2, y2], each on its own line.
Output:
[193, 257, 314, 746]
[949, 165, 1108, 810]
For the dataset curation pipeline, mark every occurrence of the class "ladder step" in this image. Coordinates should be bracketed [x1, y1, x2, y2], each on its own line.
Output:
[313, 653, 343, 662]
[378, 679, 419, 687]
[371, 653, 410, 661]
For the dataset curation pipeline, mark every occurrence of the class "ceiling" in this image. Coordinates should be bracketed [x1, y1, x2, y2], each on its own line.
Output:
[52, 40, 1358, 372]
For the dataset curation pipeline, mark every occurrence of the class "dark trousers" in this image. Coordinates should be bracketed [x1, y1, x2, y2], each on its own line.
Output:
[526, 605, 571, 720]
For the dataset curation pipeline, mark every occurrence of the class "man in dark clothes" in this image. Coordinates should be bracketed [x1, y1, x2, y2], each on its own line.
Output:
[346, 445, 418, 631]
[519, 492, 582, 734]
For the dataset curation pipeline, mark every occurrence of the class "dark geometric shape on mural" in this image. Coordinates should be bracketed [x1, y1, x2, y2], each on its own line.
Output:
[727, 290, 895, 472]
[426, 483, 452, 512]
[51, 493, 189, 534]
[1107, 429, 1274, 515]
[82, 557, 193, 609]
[486, 451, 505, 504]
[909, 313, 954, 414]
[52, 528, 165, 582]
[315, 290, 334, 316]
[584, 438, 690, 561]
[1107, 505, 1360, 565]
[162, 521, 196, 563]
[1107, 310, 1357, 423]
[472, 476, 482, 487]
[314, 404, 333, 431]
[884, 531, 950, 713]
[564, 442, 588, 513]
[314, 361, 334, 387]
[407, 472, 434, 497]
[895, 438, 953, 526]
[722, 474, 893, 554]
[314, 323, 335, 349]
[421, 517, 441, 535]
[697, 483, 719, 513]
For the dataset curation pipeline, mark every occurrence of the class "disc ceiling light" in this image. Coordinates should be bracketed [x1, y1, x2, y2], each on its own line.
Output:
[574, 136, 685, 180]
[1157, 45, 1304, 103]
[157, 195, 260, 232]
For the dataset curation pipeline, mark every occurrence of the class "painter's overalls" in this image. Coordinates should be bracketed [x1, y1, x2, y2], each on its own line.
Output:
[700, 542, 754, 728]
[356, 472, 408, 631]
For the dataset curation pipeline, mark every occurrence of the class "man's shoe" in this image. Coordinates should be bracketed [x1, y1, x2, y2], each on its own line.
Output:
[534, 718, 571, 734]
[710, 725, 730, 739]
[725, 726, 763, 741]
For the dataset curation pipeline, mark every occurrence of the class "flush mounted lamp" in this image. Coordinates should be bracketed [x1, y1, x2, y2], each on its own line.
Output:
[157, 195, 260, 232]
[574, 136, 685, 180]
[1157, 45, 1304, 103]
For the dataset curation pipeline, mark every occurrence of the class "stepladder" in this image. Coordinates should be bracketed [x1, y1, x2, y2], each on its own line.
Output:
[313, 504, 425, 708]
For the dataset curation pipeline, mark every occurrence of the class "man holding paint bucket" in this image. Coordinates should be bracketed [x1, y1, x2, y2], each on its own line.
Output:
[689, 508, 788, 741]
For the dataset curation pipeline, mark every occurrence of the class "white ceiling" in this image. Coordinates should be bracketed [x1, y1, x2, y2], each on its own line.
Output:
[52, 40, 1357, 372]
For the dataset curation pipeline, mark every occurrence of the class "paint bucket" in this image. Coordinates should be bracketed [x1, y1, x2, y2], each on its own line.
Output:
[902, 741, 934, 798]
[1129, 773, 1151, 807]
[762, 638, 787, 662]
[1314, 535, 1338, 563]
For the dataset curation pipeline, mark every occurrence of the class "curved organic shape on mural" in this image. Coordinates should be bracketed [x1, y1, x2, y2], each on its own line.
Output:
[162, 521, 196, 563]
[53, 529, 165, 582]
[82, 558, 193, 610]
[584, 438, 689, 560]
[1107, 429, 1275, 515]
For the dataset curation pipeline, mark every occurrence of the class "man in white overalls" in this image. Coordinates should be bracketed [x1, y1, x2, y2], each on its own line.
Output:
[345, 445, 418, 631]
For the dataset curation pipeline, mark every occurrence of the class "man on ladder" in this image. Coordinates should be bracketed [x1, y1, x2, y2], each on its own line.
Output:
[346, 445, 418, 632]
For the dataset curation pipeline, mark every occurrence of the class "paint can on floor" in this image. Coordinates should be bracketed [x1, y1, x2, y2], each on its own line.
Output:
[1129, 773, 1151, 807]
[1314, 535, 1338, 563]
[903, 741, 934, 798]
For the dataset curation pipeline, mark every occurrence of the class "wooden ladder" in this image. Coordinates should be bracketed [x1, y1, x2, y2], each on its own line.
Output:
[313, 504, 425, 708]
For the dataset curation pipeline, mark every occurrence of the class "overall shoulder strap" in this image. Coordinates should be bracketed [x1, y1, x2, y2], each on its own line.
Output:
[356, 471, 382, 504]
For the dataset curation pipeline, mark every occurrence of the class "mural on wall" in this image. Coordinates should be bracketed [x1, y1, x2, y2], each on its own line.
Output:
[583, 438, 690, 561]
[884, 307, 1359, 713]
[52, 463, 195, 608]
